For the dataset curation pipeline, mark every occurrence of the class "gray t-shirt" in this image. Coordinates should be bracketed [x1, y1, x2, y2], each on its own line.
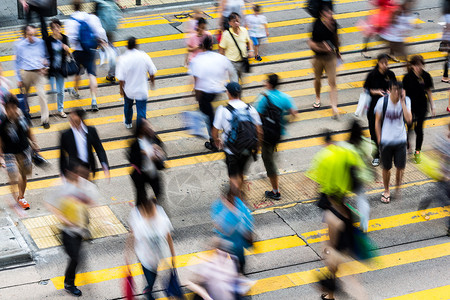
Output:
[375, 95, 411, 145]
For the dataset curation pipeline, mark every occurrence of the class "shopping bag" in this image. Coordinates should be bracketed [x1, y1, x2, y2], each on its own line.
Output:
[32, 151, 50, 168]
[354, 91, 371, 117]
[182, 111, 210, 139]
[166, 269, 184, 299]
[123, 268, 135, 300]
[99, 44, 118, 70]
[352, 226, 378, 261]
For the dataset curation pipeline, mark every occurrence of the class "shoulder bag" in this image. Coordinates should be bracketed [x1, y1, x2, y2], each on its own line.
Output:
[61, 53, 79, 78]
[227, 29, 251, 73]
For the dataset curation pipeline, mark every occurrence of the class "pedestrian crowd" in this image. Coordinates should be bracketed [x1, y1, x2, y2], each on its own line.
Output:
[0, 0, 449, 299]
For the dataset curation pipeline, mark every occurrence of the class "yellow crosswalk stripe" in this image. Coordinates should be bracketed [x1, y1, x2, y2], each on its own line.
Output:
[2, 115, 448, 196]
[385, 285, 450, 300]
[27, 65, 448, 137]
[49, 207, 450, 290]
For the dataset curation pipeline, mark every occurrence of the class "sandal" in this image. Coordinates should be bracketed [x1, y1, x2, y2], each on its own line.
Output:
[361, 51, 371, 59]
[441, 78, 450, 83]
[321, 294, 335, 300]
[313, 101, 321, 108]
[381, 194, 391, 204]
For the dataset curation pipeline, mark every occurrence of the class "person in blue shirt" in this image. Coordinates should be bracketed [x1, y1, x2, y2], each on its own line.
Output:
[255, 74, 297, 200]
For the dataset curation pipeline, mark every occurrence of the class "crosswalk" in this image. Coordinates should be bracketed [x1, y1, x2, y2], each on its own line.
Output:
[0, 0, 449, 298]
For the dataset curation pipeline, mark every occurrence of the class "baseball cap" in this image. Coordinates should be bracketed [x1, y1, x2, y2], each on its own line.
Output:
[225, 82, 242, 95]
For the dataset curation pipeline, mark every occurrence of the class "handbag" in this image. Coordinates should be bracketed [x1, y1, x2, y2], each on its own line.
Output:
[166, 269, 184, 299]
[32, 151, 50, 168]
[227, 29, 251, 73]
[61, 54, 79, 78]
[354, 90, 371, 117]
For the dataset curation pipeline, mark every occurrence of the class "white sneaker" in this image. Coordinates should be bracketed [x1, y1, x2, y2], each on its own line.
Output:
[125, 123, 132, 129]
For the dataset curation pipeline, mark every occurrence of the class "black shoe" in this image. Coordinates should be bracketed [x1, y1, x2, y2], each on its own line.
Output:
[91, 104, 99, 112]
[106, 75, 116, 82]
[265, 190, 281, 200]
[205, 141, 218, 152]
[64, 285, 82, 297]
[42, 122, 50, 129]
[255, 55, 262, 61]
[371, 158, 380, 167]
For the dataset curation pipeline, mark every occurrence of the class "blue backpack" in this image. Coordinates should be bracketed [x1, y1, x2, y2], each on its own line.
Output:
[225, 104, 258, 155]
[71, 17, 98, 51]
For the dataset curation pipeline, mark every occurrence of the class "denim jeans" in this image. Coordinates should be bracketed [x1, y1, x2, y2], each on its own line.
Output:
[49, 74, 65, 112]
[124, 95, 147, 125]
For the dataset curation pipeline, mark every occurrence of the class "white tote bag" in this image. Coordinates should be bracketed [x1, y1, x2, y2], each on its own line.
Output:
[354, 91, 371, 117]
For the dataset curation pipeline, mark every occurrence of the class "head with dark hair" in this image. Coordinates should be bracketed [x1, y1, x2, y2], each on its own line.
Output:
[228, 12, 241, 29]
[50, 18, 62, 28]
[134, 118, 155, 139]
[50, 18, 62, 35]
[253, 4, 261, 13]
[319, 4, 333, 19]
[376, 53, 390, 73]
[225, 82, 242, 99]
[201, 35, 213, 51]
[69, 108, 86, 130]
[127, 37, 137, 50]
[266, 73, 279, 89]
[389, 81, 403, 103]
[73, 0, 82, 11]
[408, 55, 425, 74]
[23, 25, 36, 40]
[349, 120, 363, 145]
[196, 17, 207, 33]
[137, 197, 157, 210]
[4, 94, 20, 120]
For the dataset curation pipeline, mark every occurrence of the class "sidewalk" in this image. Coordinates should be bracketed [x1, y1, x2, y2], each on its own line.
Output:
[0, 0, 213, 28]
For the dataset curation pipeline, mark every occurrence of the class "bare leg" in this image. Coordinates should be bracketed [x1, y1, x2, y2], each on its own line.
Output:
[254, 44, 260, 57]
[329, 85, 338, 116]
[394, 168, 404, 199]
[89, 74, 97, 103]
[314, 77, 321, 104]
[18, 173, 27, 199]
[268, 174, 278, 191]
[382, 168, 391, 201]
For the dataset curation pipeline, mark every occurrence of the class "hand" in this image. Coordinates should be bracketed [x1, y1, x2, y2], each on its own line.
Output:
[376, 89, 385, 97]
[323, 41, 332, 53]
[32, 144, 40, 152]
[215, 138, 223, 150]
[17, 81, 23, 88]
[21, 1, 29, 11]
[150, 82, 155, 90]
[63, 45, 70, 52]
[40, 68, 48, 76]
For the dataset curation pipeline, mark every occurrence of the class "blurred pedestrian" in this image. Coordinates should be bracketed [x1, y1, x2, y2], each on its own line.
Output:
[219, 13, 254, 82]
[308, 5, 340, 118]
[189, 36, 236, 152]
[0, 63, 13, 90]
[245, 4, 269, 61]
[379, 0, 417, 62]
[375, 82, 412, 203]
[59, 108, 110, 179]
[186, 18, 212, 64]
[211, 184, 254, 274]
[212, 82, 262, 189]
[403, 55, 435, 164]
[126, 197, 176, 300]
[0, 95, 40, 210]
[66, 0, 108, 111]
[219, 0, 245, 32]
[127, 119, 166, 206]
[20, 0, 53, 29]
[94, 0, 122, 82]
[255, 73, 297, 200]
[116, 37, 157, 129]
[363, 53, 397, 166]
[43, 18, 70, 118]
[46, 160, 98, 297]
[14, 24, 50, 128]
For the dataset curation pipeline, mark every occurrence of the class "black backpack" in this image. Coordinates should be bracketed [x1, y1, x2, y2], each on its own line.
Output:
[261, 93, 283, 145]
[305, 0, 333, 18]
[225, 104, 258, 155]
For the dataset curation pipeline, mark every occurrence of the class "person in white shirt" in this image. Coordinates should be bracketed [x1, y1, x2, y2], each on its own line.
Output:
[219, 0, 245, 30]
[65, 0, 108, 111]
[116, 37, 157, 129]
[189, 36, 236, 151]
[375, 82, 412, 203]
[245, 4, 269, 61]
[212, 82, 262, 189]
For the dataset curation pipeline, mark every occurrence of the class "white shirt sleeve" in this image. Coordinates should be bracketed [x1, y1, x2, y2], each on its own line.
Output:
[405, 96, 411, 112]
[65, 19, 78, 48]
[145, 54, 157, 75]
[262, 15, 268, 24]
[115, 57, 123, 81]
[249, 106, 262, 125]
[213, 105, 225, 130]
[89, 14, 108, 42]
[374, 97, 384, 116]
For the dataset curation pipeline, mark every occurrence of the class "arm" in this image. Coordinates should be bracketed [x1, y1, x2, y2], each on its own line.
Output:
[247, 33, 254, 58]
[59, 134, 67, 176]
[256, 124, 263, 148]
[27, 128, 39, 152]
[401, 94, 412, 125]
[212, 126, 222, 149]
[264, 22, 269, 37]
[375, 110, 382, 146]
[90, 127, 110, 176]
[14, 42, 23, 83]
[119, 80, 125, 97]
[427, 89, 435, 116]
[307, 39, 330, 53]
[219, 46, 225, 55]
[166, 233, 176, 268]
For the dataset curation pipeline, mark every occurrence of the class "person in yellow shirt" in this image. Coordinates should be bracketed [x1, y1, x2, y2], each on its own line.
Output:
[219, 12, 254, 82]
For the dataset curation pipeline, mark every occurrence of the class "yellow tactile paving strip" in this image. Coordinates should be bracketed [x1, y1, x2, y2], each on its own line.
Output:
[245, 156, 430, 210]
[22, 206, 128, 249]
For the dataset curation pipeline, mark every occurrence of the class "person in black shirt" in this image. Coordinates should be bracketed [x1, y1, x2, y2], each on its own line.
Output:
[0, 95, 40, 210]
[402, 55, 435, 164]
[308, 6, 340, 118]
[363, 54, 397, 166]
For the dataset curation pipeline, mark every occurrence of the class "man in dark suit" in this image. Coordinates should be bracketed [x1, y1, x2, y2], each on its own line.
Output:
[59, 108, 110, 179]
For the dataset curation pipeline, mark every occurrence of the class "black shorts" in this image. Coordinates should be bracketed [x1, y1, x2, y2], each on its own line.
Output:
[225, 152, 251, 177]
[381, 143, 407, 170]
[73, 50, 96, 76]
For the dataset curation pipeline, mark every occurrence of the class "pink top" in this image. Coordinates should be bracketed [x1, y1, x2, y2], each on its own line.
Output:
[187, 31, 212, 62]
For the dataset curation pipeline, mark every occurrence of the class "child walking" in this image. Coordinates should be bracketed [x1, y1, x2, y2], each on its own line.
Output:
[246, 4, 269, 61]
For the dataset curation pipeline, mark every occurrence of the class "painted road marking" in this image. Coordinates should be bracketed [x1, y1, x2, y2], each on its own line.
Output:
[2, 116, 447, 196]
[51, 211, 450, 290]
[27, 66, 448, 137]
[385, 285, 450, 300]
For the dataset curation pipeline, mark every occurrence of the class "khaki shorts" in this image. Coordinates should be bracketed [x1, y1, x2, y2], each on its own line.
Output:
[312, 54, 337, 87]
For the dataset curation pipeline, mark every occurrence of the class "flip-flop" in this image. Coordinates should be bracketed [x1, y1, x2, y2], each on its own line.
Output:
[381, 194, 391, 204]
[441, 79, 450, 83]
[313, 101, 321, 108]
